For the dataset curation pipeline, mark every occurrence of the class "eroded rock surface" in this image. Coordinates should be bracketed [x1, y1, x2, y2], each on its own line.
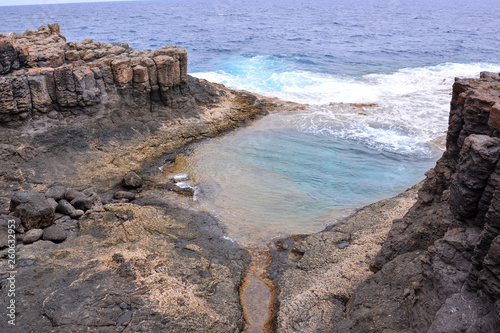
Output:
[0, 23, 192, 125]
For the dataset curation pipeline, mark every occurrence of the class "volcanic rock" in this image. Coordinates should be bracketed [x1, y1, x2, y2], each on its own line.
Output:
[42, 225, 67, 243]
[23, 228, 44, 244]
[122, 171, 142, 189]
[10, 191, 55, 230]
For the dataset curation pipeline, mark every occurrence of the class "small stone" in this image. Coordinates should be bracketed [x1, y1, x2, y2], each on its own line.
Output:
[42, 225, 67, 243]
[71, 194, 98, 211]
[23, 229, 44, 244]
[122, 171, 142, 189]
[45, 186, 66, 200]
[70, 210, 84, 219]
[56, 199, 75, 215]
[113, 191, 135, 200]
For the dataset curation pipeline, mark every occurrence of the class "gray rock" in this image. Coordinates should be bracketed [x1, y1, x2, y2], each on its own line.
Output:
[45, 185, 67, 200]
[65, 189, 84, 201]
[23, 229, 44, 244]
[56, 199, 75, 215]
[122, 171, 142, 189]
[46, 197, 58, 210]
[70, 210, 84, 219]
[10, 191, 55, 230]
[42, 225, 67, 243]
[113, 191, 135, 200]
[71, 193, 98, 211]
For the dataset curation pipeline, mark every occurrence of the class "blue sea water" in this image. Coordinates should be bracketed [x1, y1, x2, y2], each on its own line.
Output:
[2, 0, 500, 241]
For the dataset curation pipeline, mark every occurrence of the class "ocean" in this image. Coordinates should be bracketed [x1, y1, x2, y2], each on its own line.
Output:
[2, 0, 500, 243]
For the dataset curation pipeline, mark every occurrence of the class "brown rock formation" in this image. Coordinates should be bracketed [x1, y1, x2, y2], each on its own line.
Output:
[0, 23, 191, 126]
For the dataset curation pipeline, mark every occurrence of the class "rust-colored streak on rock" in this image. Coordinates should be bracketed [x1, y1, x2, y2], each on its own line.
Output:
[241, 248, 277, 333]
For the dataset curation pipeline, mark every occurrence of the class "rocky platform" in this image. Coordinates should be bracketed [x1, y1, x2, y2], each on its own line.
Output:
[268, 72, 500, 332]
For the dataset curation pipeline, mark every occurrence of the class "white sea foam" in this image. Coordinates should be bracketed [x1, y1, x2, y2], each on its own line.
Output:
[193, 61, 500, 154]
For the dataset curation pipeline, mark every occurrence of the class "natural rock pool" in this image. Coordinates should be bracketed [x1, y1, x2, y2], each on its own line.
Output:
[166, 107, 440, 246]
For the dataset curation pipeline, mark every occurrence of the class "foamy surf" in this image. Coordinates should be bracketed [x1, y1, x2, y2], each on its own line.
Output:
[192, 60, 500, 154]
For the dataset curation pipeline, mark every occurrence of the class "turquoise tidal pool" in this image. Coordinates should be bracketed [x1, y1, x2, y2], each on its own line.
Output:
[171, 110, 439, 245]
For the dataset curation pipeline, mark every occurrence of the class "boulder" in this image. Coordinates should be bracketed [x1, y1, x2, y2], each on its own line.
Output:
[45, 185, 67, 200]
[10, 191, 55, 230]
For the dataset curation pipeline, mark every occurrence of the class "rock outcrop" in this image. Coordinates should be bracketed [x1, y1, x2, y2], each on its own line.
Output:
[0, 23, 191, 126]
[334, 73, 500, 332]
[267, 72, 500, 332]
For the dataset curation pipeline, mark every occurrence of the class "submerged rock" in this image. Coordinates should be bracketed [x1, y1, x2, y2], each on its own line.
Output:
[169, 173, 189, 183]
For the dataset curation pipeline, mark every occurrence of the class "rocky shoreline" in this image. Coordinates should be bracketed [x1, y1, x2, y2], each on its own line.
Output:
[0, 24, 272, 332]
[1, 25, 500, 332]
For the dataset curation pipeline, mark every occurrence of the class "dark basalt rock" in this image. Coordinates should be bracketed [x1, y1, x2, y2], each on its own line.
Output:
[56, 199, 75, 216]
[113, 191, 135, 200]
[42, 225, 67, 243]
[122, 171, 142, 189]
[23, 228, 44, 244]
[332, 72, 500, 332]
[46, 186, 67, 201]
[70, 192, 99, 211]
[10, 191, 55, 230]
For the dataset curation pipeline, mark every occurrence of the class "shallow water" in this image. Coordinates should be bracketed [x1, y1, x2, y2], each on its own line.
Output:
[169, 109, 438, 245]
